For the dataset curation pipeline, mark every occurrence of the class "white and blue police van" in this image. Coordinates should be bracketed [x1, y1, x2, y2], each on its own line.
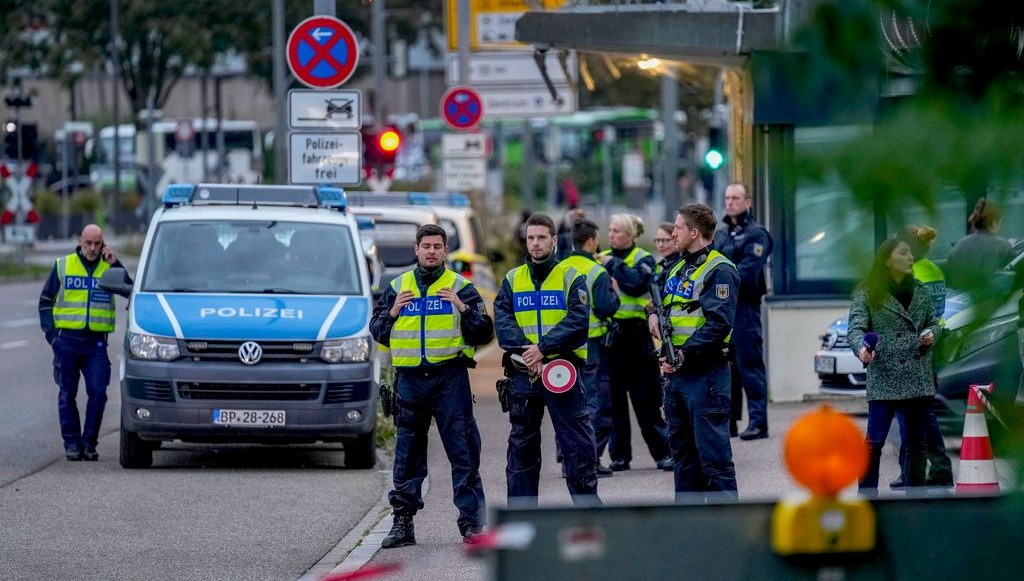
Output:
[99, 183, 379, 469]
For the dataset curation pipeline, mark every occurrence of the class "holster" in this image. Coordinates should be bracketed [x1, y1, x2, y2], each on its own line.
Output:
[379, 383, 395, 418]
[496, 378, 511, 414]
[600, 319, 618, 348]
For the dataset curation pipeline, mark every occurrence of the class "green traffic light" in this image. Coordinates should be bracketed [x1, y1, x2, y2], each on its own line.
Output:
[704, 149, 725, 170]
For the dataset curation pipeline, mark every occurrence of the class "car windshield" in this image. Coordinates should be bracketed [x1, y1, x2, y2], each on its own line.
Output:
[365, 220, 419, 268]
[142, 220, 361, 295]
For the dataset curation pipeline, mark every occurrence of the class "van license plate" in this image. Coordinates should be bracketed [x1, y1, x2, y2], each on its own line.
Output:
[814, 356, 836, 374]
[213, 409, 286, 427]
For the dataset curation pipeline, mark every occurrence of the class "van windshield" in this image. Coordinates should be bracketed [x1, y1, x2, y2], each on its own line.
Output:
[142, 220, 361, 295]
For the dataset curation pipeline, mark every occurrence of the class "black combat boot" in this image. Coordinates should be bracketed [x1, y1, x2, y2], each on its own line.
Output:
[381, 514, 415, 549]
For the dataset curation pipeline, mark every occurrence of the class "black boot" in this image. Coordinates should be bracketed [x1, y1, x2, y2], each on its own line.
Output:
[381, 514, 415, 549]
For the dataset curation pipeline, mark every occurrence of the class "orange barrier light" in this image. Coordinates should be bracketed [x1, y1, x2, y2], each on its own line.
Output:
[783, 404, 868, 496]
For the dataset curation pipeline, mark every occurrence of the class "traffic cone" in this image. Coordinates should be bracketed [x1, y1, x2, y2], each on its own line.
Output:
[956, 383, 1000, 494]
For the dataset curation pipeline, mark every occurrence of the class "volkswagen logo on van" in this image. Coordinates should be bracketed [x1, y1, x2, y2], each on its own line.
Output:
[238, 341, 263, 365]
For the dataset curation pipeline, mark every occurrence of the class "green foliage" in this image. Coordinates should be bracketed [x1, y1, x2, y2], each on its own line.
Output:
[69, 190, 102, 214]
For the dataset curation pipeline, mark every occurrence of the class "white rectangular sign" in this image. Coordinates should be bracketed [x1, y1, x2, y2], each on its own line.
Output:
[443, 159, 487, 191]
[476, 12, 520, 45]
[442, 133, 488, 159]
[3, 225, 36, 244]
[289, 90, 362, 130]
[288, 132, 362, 185]
[447, 51, 576, 86]
[478, 86, 577, 118]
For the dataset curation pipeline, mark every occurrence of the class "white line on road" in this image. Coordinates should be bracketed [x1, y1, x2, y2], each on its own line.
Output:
[0, 340, 29, 350]
[0, 318, 36, 329]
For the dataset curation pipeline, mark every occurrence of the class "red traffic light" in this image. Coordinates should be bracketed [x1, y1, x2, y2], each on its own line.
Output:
[378, 130, 400, 153]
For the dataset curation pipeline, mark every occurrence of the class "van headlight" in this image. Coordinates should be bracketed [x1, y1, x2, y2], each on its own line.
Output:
[128, 332, 180, 361]
[321, 337, 370, 363]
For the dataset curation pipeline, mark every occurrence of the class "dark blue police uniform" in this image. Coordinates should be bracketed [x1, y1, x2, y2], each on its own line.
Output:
[494, 254, 600, 506]
[370, 265, 493, 536]
[713, 210, 772, 438]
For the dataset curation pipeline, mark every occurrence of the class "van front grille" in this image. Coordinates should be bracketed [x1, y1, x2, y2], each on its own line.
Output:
[177, 382, 320, 401]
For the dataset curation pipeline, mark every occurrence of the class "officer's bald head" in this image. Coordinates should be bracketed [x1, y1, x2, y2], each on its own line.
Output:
[79, 224, 104, 261]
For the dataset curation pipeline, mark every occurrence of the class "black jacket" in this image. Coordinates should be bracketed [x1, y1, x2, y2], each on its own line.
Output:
[39, 247, 130, 344]
[667, 245, 739, 365]
[603, 245, 656, 298]
[494, 254, 589, 363]
[713, 210, 772, 303]
[370, 265, 494, 368]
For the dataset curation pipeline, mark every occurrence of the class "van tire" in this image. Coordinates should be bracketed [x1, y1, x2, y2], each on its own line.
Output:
[120, 424, 153, 469]
[345, 430, 376, 469]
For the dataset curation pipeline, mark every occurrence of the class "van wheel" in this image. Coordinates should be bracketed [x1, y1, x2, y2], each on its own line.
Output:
[120, 425, 153, 469]
[345, 430, 376, 469]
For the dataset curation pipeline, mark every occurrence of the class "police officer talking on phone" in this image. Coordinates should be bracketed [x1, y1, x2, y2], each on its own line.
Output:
[39, 224, 130, 461]
[494, 213, 600, 507]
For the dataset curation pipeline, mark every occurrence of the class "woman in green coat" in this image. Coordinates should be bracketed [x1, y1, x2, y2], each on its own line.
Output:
[848, 235, 940, 494]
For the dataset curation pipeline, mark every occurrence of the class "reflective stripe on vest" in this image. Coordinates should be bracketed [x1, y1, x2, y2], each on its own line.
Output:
[559, 255, 609, 338]
[53, 254, 115, 332]
[389, 269, 475, 367]
[507, 263, 588, 360]
[662, 250, 734, 347]
[913, 258, 946, 323]
[600, 247, 650, 320]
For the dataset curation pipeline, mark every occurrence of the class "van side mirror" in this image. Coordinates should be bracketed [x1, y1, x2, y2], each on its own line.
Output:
[99, 267, 133, 298]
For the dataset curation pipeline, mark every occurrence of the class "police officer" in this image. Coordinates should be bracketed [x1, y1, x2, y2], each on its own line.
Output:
[39, 224, 129, 461]
[494, 213, 600, 506]
[599, 214, 672, 472]
[653, 204, 740, 501]
[713, 183, 773, 440]
[560, 219, 620, 476]
[370, 224, 493, 548]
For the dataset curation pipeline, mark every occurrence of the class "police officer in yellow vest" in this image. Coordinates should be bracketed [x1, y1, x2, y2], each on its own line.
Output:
[494, 213, 600, 506]
[651, 204, 740, 501]
[598, 214, 672, 472]
[39, 224, 129, 461]
[370, 224, 493, 548]
[560, 219, 620, 476]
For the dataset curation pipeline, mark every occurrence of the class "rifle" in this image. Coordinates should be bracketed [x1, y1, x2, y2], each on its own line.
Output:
[645, 267, 680, 370]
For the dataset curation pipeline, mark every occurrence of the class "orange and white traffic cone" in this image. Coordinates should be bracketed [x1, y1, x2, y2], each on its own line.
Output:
[956, 383, 1000, 494]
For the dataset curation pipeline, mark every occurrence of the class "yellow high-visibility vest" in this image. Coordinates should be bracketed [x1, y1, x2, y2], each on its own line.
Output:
[559, 254, 610, 339]
[53, 253, 115, 332]
[507, 263, 588, 360]
[389, 269, 475, 367]
[599, 246, 651, 320]
[913, 258, 946, 324]
[662, 250, 735, 347]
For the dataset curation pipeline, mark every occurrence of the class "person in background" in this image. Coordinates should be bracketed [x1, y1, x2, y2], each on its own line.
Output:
[599, 214, 673, 472]
[848, 235, 939, 495]
[713, 183, 773, 441]
[557, 207, 586, 261]
[654, 222, 681, 275]
[888, 225, 954, 489]
[945, 197, 1014, 290]
[560, 219, 620, 477]
[39, 224, 130, 462]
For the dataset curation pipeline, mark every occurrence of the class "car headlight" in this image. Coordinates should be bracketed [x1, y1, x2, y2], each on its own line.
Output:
[321, 337, 370, 363]
[947, 315, 1017, 361]
[128, 332, 180, 361]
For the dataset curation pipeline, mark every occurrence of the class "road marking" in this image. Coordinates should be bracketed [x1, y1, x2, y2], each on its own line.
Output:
[0, 340, 29, 350]
[0, 318, 36, 329]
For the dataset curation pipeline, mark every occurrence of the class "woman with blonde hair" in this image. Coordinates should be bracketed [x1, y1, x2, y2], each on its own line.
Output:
[598, 214, 672, 472]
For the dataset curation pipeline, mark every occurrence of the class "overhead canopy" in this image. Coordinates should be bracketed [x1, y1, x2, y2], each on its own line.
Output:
[515, 2, 784, 67]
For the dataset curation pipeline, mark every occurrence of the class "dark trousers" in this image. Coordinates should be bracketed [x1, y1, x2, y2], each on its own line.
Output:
[732, 301, 768, 430]
[608, 320, 670, 464]
[582, 338, 613, 459]
[506, 368, 599, 507]
[53, 334, 111, 452]
[895, 397, 953, 484]
[390, 365, 485, 532]
[860, 397, 931, 493]
[729, 361, 743, 433]
[664, 361, 737, 502]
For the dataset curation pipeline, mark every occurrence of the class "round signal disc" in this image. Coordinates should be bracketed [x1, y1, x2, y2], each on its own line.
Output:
[542, 359, 577, 393]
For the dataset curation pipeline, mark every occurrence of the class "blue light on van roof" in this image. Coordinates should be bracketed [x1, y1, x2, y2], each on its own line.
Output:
[162, 184, 196, 206]
[446, 193, 470, 207]
[315, 186, 348, 210]
[407, 193, 432, 206]
[355, 215, 376, 230]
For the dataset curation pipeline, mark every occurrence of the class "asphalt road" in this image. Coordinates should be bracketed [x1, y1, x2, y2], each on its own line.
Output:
[0, 275, 387, 581]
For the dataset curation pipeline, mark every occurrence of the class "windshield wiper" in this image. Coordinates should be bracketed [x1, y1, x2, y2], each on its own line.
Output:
[261, 288, 306, 294]
[147, 288, 201, 293]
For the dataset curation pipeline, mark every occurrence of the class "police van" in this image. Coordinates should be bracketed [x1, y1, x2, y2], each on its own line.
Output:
[99, 184, 379, 469]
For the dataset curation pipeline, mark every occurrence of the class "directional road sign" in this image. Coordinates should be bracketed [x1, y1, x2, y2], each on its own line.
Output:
[288, 132, 362, 185]
[447, 51, 576, 87]
[288, 89, 362, 130]
[477, 86, 577, 118]
[441, 86, 484, 131]
[446, 0, 567, 51]
[287, 16, 360, 89]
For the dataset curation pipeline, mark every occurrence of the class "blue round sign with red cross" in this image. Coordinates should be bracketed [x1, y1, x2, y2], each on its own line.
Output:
[287, 16, 360, 89]
[441, 86, 484, 131]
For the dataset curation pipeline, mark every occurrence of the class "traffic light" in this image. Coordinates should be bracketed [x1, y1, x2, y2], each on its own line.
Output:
[2, 122, 39, 160]
[363, 126, 401, 167]
[704, 125, 725, 170]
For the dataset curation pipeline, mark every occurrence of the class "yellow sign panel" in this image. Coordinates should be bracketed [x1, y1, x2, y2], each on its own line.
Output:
[446, 0, 566, 51]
